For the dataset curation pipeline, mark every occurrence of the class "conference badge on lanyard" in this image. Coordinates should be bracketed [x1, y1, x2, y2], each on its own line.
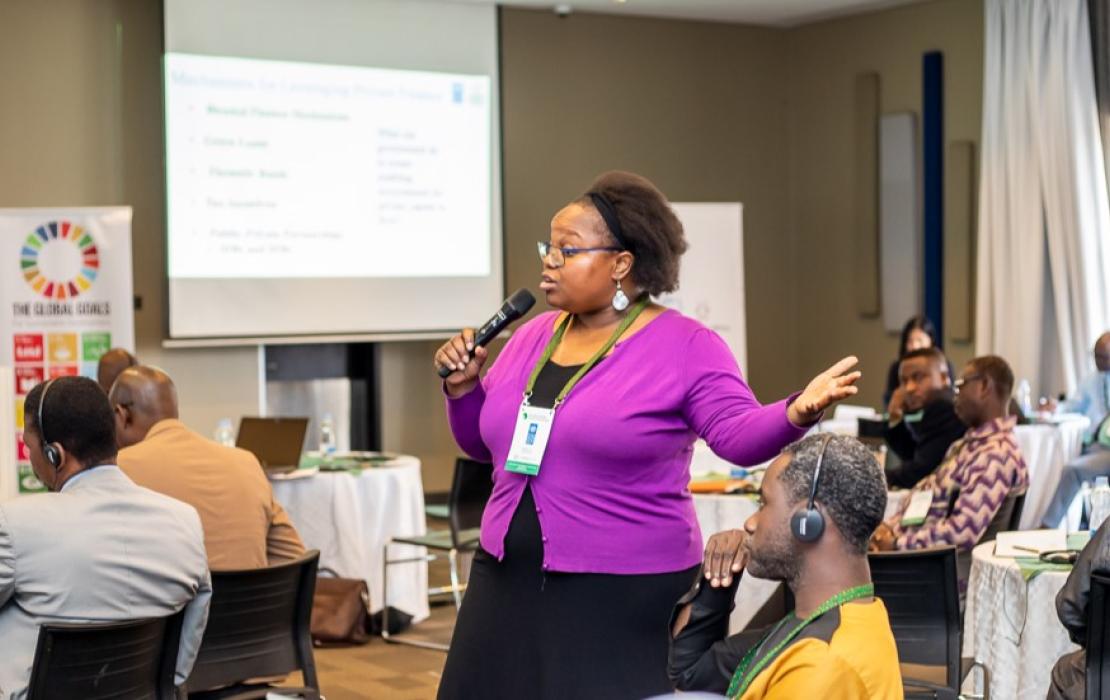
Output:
[901, 488, 934, 527]
[503, 297, 648, 477]
[505, 405, 555, 476]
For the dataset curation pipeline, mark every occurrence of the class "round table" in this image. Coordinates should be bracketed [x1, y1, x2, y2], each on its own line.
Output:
[270, 455, 430, 622]
[1013, 416, 1089, 529]
[962, 541, 1078, 699]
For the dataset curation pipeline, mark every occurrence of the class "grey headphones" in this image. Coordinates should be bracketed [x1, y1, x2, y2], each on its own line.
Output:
[790, 434, 833, 543]
[37, 378, 62, 469]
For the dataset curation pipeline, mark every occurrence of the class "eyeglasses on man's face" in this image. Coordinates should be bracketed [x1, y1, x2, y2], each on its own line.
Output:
[953, 374, 984, 393]
[537, 241, 622, 269]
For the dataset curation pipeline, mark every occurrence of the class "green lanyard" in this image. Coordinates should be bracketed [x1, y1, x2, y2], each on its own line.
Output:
[523, 296, 649, 408]
[725, 583, 875, 699]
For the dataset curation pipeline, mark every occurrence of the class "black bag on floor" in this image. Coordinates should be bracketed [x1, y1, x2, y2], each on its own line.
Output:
[370, 606, 413, 636]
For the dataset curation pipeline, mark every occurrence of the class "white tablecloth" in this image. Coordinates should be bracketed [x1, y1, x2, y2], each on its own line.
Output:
[962, 541, 1077, 699]
[1014, 416, 1089, 529]
[692, 491, 909, 633]
[270, 456, 430, 623]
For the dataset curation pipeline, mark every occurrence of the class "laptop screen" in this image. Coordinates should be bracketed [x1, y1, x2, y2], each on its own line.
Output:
[235, 417, 309, 470]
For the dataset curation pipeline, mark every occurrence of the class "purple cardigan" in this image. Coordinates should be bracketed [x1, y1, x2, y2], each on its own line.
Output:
[447, 309, 807, 575]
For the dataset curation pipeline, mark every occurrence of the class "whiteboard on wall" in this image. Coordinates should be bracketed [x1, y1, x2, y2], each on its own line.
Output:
[657, 203, 747, 375]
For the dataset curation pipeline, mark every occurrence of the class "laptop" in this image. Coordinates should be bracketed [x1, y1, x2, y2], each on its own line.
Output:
[235, 417, 309, 474]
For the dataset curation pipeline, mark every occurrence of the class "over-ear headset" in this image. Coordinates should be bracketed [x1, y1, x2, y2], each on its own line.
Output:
[790, 434, 834, 543]
[37, 378, 62, 469]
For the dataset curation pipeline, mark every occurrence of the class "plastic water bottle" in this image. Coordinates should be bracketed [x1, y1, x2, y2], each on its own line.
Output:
[214, 418, 235, 447]
[319, 414, 337, 458]
[1090, 477, 1110, 534]
[1080, 481, 1093, 529]
[1017, 380, 1033, 417]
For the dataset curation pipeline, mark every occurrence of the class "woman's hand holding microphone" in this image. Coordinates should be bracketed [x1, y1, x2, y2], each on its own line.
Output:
[436, 328, 489, 399]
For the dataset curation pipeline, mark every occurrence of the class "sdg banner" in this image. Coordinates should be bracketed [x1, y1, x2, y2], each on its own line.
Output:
[0, 207, 133, 495]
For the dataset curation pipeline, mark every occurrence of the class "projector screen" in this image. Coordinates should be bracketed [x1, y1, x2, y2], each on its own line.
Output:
[163, 0, 502, 340]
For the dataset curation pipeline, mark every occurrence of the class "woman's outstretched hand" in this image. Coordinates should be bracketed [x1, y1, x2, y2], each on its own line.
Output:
[787, 356, 862, 426]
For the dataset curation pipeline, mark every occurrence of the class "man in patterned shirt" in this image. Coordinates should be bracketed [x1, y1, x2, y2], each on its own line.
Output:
[871, 356, 1028, 566]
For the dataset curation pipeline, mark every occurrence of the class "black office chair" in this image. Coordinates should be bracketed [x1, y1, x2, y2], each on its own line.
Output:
[869, 547, 989, 699]
[382, 457, 493, 650]
[982, 489, 1027, 542]
[179, 550, 320, 699]
[957, 488, 1027, 592]
[1087, 572, 1110, 700]
[28, 609, 185, 700]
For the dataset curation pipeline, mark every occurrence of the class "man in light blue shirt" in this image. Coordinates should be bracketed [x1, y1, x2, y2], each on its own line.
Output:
[1043, 332, 1110, 527]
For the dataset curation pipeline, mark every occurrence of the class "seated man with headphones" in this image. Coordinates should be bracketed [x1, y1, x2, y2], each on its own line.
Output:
[668, 434, 902, 698]
[0, 376, 211, 699]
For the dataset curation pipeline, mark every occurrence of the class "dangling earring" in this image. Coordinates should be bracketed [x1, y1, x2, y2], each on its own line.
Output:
[612, 279, 630, 311]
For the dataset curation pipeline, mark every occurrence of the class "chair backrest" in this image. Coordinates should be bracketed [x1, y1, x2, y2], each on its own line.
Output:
[182, 550, 320, 694]
[28, 609, 185, 700]
[448, 458, 493, 547]
[954, 488, 1025, 588]
[979, 488, 1026, 544]
[869, 547, 961, 689]
[1088, 572, 1110, 700]
[1009, 489, 1027, 531]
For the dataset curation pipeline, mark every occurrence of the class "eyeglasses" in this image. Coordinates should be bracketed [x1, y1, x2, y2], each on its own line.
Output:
[953, 374, 984, 393]
[537, 241, 622, 269]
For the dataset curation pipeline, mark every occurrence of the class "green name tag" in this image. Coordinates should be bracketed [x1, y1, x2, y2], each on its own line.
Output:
[903, 410, 926, 424]
[901, 489, 933, 527]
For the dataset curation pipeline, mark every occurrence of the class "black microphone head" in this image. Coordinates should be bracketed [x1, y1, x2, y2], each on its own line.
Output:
[503, 288, 536, 320]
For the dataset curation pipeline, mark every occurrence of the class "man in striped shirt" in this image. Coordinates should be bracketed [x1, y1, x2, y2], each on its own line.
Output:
[871, 355, 1028, 563]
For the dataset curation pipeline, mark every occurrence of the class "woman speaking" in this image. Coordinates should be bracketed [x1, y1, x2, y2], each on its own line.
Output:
[434, 171, 860, 699]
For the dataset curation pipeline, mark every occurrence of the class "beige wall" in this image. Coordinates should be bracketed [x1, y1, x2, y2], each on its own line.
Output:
[0, 0, 262, 438]
[785, 0, 984, 402]
[0, 0, 984, 491]
[500, 9, 798, 399]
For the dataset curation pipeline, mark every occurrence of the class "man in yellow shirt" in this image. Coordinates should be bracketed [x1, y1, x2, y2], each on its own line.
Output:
[110, 366, 305, 571]
[670, 434, 902, 698]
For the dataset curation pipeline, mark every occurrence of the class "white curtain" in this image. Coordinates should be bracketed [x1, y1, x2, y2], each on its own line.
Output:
[977, 0, 1110, 397]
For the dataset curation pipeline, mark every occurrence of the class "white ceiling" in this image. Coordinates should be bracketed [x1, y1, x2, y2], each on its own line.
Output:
[445, 0, 929, 27]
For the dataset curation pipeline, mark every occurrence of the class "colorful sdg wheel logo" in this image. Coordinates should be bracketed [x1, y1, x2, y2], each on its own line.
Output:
[20, 221, 99, 299]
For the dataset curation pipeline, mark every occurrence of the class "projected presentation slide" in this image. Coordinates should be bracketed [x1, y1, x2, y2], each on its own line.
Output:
[164, 53, 491, 279]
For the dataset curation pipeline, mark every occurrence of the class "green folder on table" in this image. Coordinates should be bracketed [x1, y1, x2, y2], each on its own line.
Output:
[300, 451, 400, 473]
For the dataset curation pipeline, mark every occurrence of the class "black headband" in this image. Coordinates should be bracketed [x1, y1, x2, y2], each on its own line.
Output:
[587, 192, 631, 252]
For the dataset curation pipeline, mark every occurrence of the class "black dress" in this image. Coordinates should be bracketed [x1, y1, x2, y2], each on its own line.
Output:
[437, 361, 700, 700]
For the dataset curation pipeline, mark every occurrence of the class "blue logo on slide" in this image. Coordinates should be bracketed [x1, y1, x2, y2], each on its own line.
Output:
[526, 423, 538, 446]
[452, 83, 464, 103]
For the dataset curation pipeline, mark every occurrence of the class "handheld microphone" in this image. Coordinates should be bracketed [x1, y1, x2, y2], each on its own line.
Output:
[437, 289, 537, 378]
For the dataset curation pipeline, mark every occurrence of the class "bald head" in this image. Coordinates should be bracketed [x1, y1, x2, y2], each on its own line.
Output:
[97, 348, 137, 393]
[1096, 332, 1110, 373]
[109, 366, 179, 448]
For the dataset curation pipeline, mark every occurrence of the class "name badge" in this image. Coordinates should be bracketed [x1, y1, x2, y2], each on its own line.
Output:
[505, 403, 555, 476]
[901, 489, 934, 527]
